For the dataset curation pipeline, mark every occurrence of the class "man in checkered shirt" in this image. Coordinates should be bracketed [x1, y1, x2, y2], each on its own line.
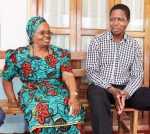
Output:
[86, 4, 150, 134]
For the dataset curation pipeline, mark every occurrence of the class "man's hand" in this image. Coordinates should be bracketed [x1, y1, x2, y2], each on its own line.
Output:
[117, 94, 125, 115]
[107, 86, 128, 115]
[119, 90, 129, 112]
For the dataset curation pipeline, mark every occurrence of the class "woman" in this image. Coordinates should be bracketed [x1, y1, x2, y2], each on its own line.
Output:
[2, 16, 84, 134]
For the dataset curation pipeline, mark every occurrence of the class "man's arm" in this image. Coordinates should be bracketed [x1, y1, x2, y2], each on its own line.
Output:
[124, 42, 143, 98]
[86, 40, 111, 89]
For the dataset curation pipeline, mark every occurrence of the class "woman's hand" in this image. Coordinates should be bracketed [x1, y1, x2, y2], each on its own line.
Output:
[8, 99, 18, 108]
[68, 96, 81, 116]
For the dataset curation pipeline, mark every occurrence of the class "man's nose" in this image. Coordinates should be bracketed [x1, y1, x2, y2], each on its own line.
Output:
[113, 19, 119, 25]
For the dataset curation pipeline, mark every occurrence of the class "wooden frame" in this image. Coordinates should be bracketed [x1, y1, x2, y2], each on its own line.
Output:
[27, 0, 38, 17]
[37, 0, 77, 51]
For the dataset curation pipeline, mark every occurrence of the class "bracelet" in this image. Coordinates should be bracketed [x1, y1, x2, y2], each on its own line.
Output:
[70, 91, 78, 96]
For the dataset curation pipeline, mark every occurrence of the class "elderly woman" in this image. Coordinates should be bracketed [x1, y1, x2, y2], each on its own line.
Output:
[2, 16, 84, 134]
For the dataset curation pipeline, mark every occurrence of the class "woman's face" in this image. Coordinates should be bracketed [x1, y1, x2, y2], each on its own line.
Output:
[32, 22, 51, 47]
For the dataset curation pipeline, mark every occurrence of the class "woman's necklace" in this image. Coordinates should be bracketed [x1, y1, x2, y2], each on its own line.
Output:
[29, 45, 52, 58]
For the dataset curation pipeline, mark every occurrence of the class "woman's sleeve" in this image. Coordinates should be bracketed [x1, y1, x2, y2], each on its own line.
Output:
[2, 50, 18, 80]
[60, 50, 73, 73]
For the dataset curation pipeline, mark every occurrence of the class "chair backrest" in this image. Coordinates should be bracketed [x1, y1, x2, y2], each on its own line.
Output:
[0, 51, 5, 59]
[71, 52, 86, 77]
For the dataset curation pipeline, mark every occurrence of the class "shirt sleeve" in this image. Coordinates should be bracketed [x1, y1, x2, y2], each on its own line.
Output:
[124, 42, 143, 98]
[60, 50, 73, 73]
[2, 49, 18, 80]
[86, 40, 111, 89]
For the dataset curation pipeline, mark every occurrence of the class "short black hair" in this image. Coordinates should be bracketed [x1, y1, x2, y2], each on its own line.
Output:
[110, 4, 130, 21]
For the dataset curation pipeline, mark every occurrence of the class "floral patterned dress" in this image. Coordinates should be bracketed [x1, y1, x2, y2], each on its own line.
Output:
[2, 45, 85, 134]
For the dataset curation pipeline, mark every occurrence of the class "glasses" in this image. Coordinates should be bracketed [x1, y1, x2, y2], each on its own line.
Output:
[36, 30, 53, 36]
[110, 17, 127, 22]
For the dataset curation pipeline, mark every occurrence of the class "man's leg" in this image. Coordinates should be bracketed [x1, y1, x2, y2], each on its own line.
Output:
[87, 84, 113, 134]
[126, 87, 150, 110]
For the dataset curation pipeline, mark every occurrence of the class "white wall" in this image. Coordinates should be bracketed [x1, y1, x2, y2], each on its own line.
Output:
[0, 0, 28, 50]
[0, 0, 29, 133]
[0, 0, 28, 98]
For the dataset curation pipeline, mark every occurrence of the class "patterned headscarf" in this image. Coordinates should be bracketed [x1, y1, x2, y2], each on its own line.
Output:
[26, 16, 47, 41]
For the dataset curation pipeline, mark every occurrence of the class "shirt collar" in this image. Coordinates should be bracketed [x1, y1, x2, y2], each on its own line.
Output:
[106, 31, 128, 43]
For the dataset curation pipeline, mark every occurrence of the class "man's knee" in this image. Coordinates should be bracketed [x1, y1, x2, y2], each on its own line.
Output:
[127, 87, 150, 110]
[88, 84, 106, 94]
[87, 84, 108, 101]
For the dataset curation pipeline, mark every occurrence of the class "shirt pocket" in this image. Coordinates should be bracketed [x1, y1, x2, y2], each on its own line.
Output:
[119, 53, 133, 69]
[100, 50, 114, 66]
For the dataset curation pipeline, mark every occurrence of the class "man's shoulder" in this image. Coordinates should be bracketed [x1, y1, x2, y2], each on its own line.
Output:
[88, 31, 110, 50]
[125, 34, 140, 47]
[94, 31, 110, 41]
[90, 31, 110, 45]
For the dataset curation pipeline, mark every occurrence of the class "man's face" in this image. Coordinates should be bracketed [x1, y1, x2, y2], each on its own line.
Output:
[109, 9, 129, 36]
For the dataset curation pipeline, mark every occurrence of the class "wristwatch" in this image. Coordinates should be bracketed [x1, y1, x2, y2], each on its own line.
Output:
[70, 91, 78, 96]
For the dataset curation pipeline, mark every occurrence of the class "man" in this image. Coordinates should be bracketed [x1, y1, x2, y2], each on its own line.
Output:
[86, 4, 150, 134]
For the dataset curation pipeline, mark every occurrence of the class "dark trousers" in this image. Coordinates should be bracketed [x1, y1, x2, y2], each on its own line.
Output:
[87, 84, 150, 134]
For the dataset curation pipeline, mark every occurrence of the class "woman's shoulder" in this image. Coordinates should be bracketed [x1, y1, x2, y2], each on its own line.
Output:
[50, 44, 70, 55]
[16, 46, 28, 53]
[5, 46, 28, 58]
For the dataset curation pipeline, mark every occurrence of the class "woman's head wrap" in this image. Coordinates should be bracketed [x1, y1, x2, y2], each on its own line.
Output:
[26, 16, 47, 41]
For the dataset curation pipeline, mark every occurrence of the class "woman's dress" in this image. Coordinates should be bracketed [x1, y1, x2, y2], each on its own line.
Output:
[2, 45, 84, 133]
